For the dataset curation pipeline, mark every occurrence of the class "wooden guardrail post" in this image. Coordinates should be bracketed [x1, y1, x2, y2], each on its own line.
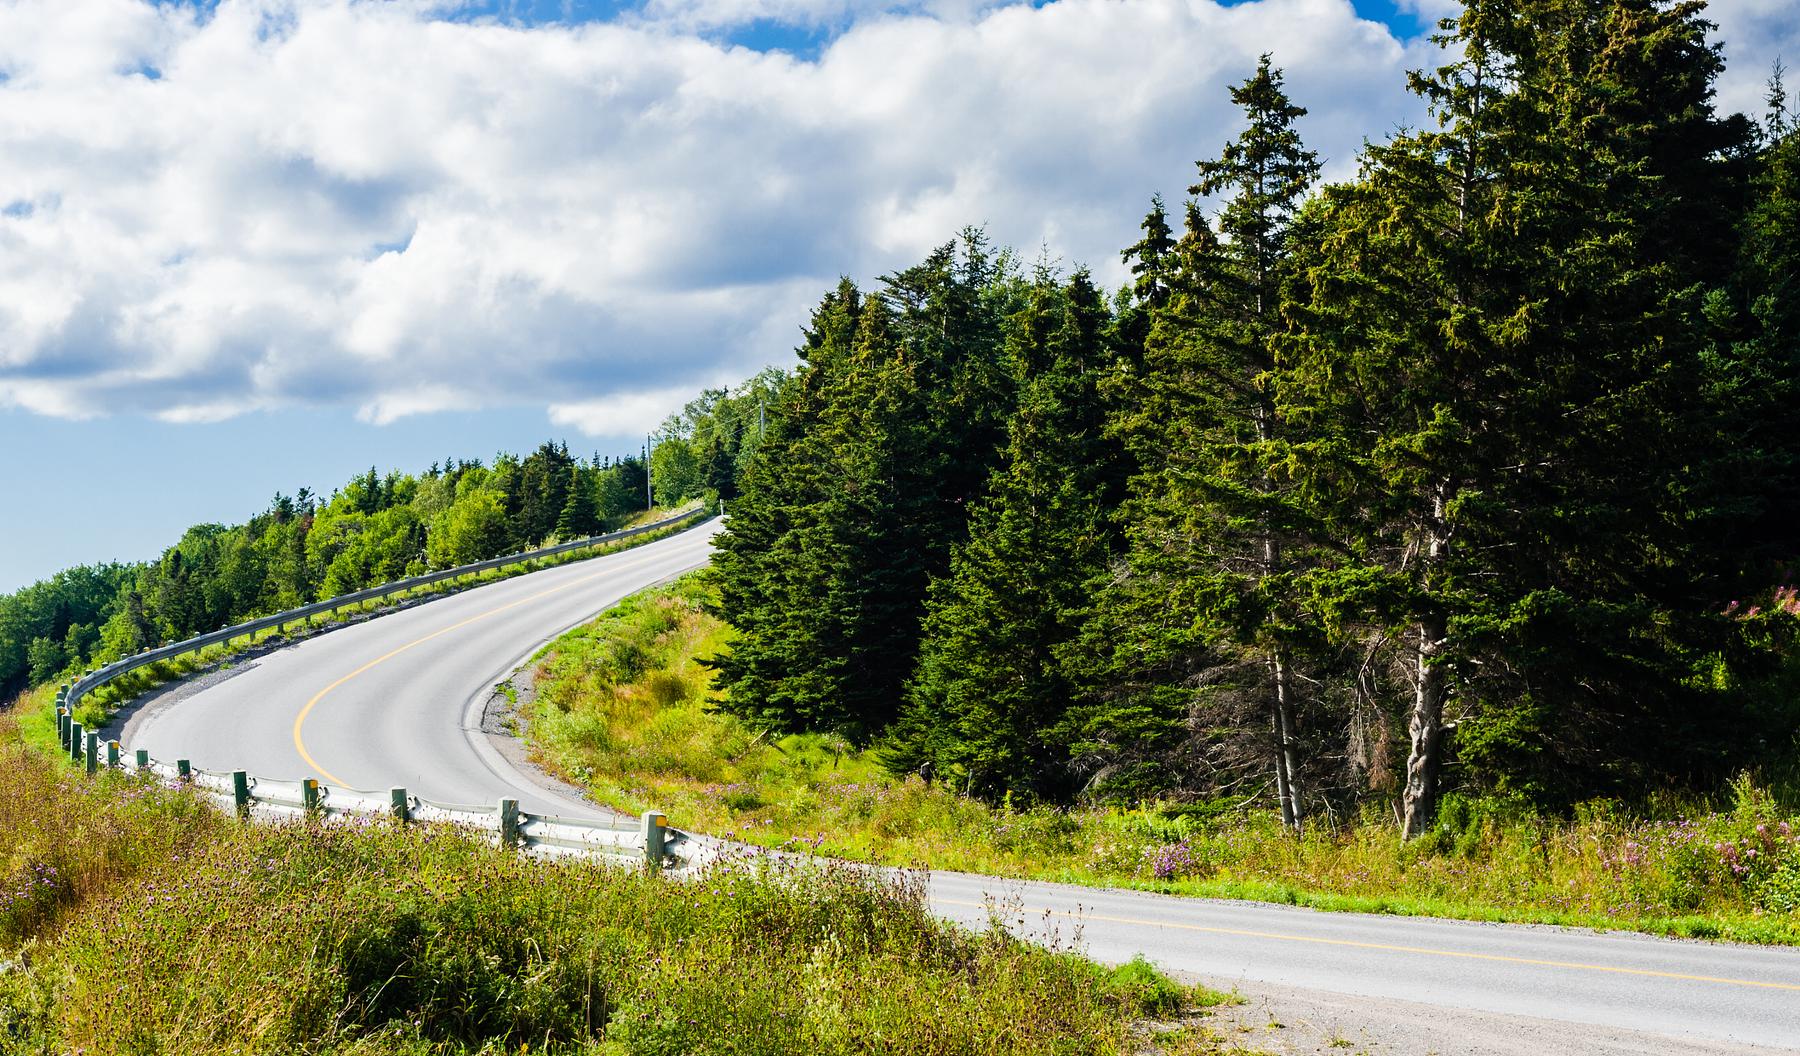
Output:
[84, 732, 98, 775]
[499, 798, 520, 849]
[390, 787, 409, 823]
[232, 771, 251, 818]
[176, 759, 191, 782]
[302, 778, 320, 817]
[134, 749, 149, 771]
[57, 708, 69, 751]
[68, 721, 82, 764]
[641, 811, 667, 872]
[106, 740, 120, 769]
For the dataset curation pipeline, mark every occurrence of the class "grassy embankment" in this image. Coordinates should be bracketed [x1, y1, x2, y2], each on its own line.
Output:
[0, 710, 1250, 1056]
[46, 503, 707, 741]
[524, 575, 1800, 946]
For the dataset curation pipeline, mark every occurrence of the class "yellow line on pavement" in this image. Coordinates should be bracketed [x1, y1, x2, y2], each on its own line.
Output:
[930, 898, 1800, 993]
[293, 547, 688, 787]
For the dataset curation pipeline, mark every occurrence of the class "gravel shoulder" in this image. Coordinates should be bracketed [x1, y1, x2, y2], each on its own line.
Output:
[1190, 978, 1788, 1055]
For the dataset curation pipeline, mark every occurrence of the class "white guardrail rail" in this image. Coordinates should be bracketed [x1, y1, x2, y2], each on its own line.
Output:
[46, 507, 708, 870]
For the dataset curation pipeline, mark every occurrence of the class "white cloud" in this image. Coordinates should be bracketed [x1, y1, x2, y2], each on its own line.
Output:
[548, 383, 711, 437]
[0, 0, 1443, 433]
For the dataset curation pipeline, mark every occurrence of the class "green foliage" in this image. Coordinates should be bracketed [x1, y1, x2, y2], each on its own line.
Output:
[892, 270, 1124, 801]
[1103, 956, 1191, 1017]
[712, 236, 1020, 742]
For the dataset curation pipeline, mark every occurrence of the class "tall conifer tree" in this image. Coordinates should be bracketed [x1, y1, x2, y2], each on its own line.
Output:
[714, 238, 1016, 741]
[890, 271, 1119, 800]
[1076, 59, 1322, 825]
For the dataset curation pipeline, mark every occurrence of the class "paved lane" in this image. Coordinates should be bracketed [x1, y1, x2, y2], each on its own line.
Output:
[927, 871, 1800, 1050]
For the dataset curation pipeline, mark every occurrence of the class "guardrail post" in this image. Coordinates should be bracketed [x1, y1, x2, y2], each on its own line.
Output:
[302, 778, 320, 817]
[176, 759, 191, 782]
[69, 721, 83, 763]
[57, 708, 69, 750]
[84, 732, 98, 775]
[498, 798, 520, 849]
[232, 771, 251, 818]
[106, 740, 120, 769]
[134, 748, 149, 771]
[641, 811, 667, 872]
[390, 787, 409, 823]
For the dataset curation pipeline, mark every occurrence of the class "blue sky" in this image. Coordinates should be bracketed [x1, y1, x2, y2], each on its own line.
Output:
[0, 0, 1791, 592]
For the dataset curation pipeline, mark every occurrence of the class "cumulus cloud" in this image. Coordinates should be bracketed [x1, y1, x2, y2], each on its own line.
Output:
[5, 0, 1782, 435]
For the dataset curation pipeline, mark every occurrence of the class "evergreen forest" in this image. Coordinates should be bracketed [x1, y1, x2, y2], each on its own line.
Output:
[714, 0, 1800, 835]
[7, 0, 1800, 840]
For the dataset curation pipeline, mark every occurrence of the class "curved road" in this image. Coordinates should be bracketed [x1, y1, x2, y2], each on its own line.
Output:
[127, 518, 726, 816]
[124, 518, 1800, 1052]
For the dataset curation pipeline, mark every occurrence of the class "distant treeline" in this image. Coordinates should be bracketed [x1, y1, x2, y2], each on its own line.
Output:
[715, 2, 1800, 833]
[0, 371, 787, 699]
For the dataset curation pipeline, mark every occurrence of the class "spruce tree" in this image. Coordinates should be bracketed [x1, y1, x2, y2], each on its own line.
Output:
[1074, 59, 1322, 825]
[1286, 0, 1762, 830]
[890, 271, 1119, 801]
[554, 465, 602, 540]
[713, 239, 1016, 741]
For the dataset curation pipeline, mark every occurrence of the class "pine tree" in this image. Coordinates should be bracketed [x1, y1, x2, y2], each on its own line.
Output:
[1285, 0, 1762, 831]
[713, 239, 1016, 742]
[1074, 59, 1322, 824]
[554, 465, 602, 540]
[889, 271, 1120, 800]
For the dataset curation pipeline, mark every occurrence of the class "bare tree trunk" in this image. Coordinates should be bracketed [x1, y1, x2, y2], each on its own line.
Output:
[1401, 490, 1450, 840]
[1401, 610, 1446, 839]
[1271, 645, 1302, 832]
[1259, 524, 1303, 831]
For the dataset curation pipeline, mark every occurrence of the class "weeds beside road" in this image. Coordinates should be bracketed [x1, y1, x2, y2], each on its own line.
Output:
[0, 712, 1240, 1055]
[524, 575, 1800, 946]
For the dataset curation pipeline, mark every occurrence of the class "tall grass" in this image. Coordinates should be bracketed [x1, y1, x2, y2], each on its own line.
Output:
[525, 576, 1800, 945]
[0, 712, 1207, 1055]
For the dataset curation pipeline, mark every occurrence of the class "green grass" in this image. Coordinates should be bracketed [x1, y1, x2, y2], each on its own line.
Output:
[0, 710, 1230, 1055]
[524, 575, 1800, 946]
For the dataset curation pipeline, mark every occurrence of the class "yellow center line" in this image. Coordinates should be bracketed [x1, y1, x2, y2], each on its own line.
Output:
[929, 898, 1800, 993]
[293, 547, 688, 786]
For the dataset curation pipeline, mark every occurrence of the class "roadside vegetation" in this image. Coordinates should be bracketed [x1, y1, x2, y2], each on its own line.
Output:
[526, 577, 1800, 946]
[0, 712, 1235, 1055]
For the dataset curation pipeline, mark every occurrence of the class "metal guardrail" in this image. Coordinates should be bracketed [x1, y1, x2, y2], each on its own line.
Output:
[43, 713, 683, 867]
[48, 508, 710, 869]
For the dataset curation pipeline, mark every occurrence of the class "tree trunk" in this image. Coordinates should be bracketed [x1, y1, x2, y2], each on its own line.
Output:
[1271, 645, 1302, 832]
[1260, 522, 1302, 832]
[1401, 492, 1450, 840]
[1401, 610, 1446, 839]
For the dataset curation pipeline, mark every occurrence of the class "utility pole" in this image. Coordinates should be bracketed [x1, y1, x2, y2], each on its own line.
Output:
[644, 434, 653, 510]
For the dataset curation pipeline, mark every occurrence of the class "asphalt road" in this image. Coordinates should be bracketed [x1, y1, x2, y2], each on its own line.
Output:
[125, 517, 727, 817]
[123, 517, 1800, 1051]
